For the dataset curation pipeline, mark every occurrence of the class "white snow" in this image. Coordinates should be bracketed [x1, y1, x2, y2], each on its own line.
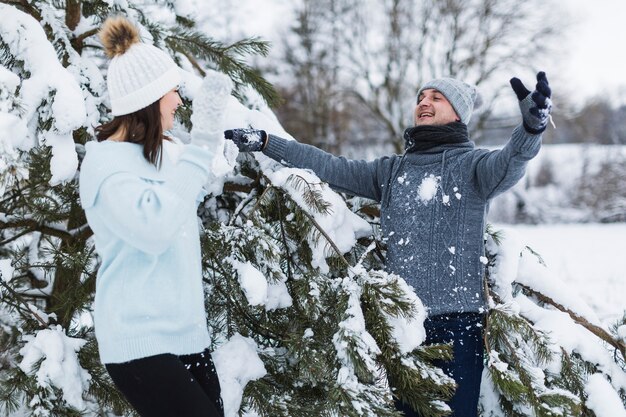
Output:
[231, 259, 268, 306]
[486, 225, 626, 412]
[384, 279, 427, 353]
[213, 334, 267, 417]
[18, 326, 90, 411]
[0, 65, 20, 92]
[0, 258, 14, 282]
[230, 259, 292, 311]
[518, 295, 626, 391]
[417, 174, 440, 203]
[0, 4, 86, 184]
[265, 166, 372, 273]
[332, 274, 382, 396]
[501, 224, 626, 325]
[618, 325, 626, 343]
[484, 229, 524, 305]
[0, 110, 30, 195]
[264, 279, 293, 311]
[585, 374, 626, 417]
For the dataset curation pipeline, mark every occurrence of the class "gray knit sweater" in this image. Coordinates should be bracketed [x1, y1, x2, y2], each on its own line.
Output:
[263, 125, 541, 316]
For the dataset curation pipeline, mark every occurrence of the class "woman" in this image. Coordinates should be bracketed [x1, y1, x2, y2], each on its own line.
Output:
[79, 16, 223, 417]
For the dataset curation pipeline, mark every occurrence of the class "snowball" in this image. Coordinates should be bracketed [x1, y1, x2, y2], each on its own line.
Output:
[417, 174, 440, 203]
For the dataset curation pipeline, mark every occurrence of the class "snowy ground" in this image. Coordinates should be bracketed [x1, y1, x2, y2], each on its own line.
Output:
[494, 222, 626, 327]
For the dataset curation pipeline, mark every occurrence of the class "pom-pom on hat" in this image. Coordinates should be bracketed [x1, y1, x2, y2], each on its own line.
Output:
[99, 16, 181, 116]
[416, 78, 479, 125]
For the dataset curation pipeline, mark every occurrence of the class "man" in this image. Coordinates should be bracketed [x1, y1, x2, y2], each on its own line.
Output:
[224, 73, 552, 417]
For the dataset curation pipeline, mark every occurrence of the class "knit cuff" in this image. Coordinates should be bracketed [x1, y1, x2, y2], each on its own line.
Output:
[262, 134, 289, 161]
[509, 124, 542, 158]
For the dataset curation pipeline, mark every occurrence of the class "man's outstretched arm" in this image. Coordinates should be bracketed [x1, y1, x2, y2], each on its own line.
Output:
[224, 129, 395, 202]
[473, 72, 552, 200]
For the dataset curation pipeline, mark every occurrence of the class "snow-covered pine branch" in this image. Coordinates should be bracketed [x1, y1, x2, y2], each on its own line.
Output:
[482, 226, 626, 417]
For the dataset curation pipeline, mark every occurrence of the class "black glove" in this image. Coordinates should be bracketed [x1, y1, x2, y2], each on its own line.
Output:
[510, 71, 552, 134]
[224, 128, 268, 152]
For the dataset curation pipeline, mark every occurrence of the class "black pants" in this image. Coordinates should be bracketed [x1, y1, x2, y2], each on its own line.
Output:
[395, 313, 485, 417]
[106, 349, 224, 417]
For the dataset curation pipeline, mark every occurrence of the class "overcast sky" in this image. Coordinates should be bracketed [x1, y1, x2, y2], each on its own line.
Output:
[561, 0, 626, 104]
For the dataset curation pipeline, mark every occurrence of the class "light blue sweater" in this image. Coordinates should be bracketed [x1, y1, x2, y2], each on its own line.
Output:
[79, 140, 212, 364]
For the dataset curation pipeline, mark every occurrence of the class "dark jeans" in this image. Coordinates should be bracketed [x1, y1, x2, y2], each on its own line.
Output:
[106, 349, 224, 417]
[395, 312, 485, 417]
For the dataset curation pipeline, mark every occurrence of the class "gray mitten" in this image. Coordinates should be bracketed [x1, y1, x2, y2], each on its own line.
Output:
[224, 128, 267, 152]
[190, 71, 233, 144]
[510, 71, 552, 134]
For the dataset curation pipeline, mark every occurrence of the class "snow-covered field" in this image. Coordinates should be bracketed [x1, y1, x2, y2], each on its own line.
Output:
[495, 222, 626, 327]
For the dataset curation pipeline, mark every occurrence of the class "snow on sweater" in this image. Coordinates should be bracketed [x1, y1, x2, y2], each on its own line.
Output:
[263, 125, 542, 316]
[79, 139, 213, 364]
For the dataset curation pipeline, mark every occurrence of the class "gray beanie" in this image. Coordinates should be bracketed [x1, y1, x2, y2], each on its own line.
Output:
[416, 78, 479, 125]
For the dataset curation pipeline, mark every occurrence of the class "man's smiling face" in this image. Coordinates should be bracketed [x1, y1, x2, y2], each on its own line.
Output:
[414, 89, 460, 126]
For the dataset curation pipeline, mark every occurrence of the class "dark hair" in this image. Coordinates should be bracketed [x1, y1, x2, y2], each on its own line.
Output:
[95, 100, 166, 167]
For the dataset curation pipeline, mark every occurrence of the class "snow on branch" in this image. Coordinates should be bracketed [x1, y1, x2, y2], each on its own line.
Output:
[484, 226, 626, 415]
[0, 4, 86, 184]
[517, 283, 625, 360]
[213, 96, 372, 274]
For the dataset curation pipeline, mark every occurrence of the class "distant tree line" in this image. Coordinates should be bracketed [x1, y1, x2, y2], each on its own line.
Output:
[261, 0, 625, 152]
[480, 97, 626, 146]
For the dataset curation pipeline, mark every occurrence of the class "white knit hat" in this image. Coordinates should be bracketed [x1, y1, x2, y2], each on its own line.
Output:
[416, 78, 479, 125]
[100, 17, 182, 116]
